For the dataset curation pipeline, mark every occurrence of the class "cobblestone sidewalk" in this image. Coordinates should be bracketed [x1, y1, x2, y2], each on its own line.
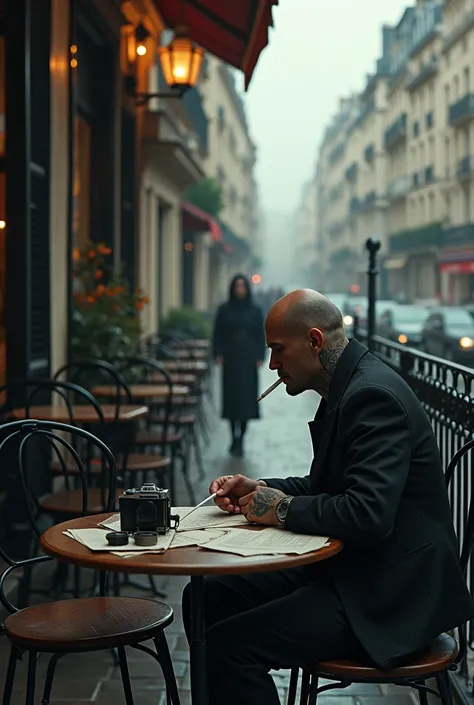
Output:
[0, 365, 417, 705]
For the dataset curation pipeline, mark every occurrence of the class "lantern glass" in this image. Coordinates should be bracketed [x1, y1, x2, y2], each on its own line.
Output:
[158, 35, 204, 89]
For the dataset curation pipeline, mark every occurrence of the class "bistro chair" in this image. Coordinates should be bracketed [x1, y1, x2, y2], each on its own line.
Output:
[0, 419, 180, 705]
[287, 436, 474, 705]
[54, 359, 171, 488]
[115, 355, 197, 504]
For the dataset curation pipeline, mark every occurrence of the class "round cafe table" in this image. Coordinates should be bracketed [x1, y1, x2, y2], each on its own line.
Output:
[40, 514, 343, 705]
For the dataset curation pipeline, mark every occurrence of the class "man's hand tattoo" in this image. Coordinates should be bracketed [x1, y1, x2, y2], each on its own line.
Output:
[250, 488, 283, 517]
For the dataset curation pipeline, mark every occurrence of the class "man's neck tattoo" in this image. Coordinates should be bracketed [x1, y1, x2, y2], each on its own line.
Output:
[316, 339, 348, 399]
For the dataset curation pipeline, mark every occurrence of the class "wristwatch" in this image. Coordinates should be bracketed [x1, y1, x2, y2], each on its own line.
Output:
[275, 496, 293, 526]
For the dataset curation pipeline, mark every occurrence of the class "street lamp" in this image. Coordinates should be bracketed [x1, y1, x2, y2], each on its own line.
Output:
[158, 26, 204, 91]
[135, 26, 204, 106]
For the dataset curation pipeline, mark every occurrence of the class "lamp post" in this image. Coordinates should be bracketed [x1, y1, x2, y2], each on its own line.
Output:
[366, 237, 381, 352]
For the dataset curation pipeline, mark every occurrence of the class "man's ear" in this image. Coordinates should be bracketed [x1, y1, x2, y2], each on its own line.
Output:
[308, 328, 324, 350]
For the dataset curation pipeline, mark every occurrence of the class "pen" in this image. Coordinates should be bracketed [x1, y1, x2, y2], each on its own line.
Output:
[257, 378, 284, 402]
[183, 492, 217, 519]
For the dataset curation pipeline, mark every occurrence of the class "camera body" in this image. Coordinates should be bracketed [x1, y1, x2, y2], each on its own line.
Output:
[119, 483, 179, 534]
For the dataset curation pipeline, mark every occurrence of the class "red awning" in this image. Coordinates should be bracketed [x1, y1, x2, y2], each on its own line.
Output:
[181, 201, 222, 241]
[154, 0, 278, 89]
[440, 261, 474, 275]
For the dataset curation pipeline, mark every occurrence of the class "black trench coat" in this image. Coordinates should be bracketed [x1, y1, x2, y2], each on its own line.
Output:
[212, 301, 266, 421]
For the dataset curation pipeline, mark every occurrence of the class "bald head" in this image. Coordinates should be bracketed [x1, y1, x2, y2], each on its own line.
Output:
[268, 289, 345, 340]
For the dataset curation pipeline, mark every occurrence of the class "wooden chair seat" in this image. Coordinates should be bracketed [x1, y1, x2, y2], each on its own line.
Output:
[135, 429, 183, 446]
[4, 596, 173, 652]
[39, 488, 123, 516]
[308, 633, 458, 681]
[51, 453, 171, 474]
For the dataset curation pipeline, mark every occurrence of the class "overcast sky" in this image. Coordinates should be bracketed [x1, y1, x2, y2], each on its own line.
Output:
[239, 0, 412, 214]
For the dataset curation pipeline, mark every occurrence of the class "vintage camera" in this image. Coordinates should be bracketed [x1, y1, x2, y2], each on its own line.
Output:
[119, 483, 180, 534]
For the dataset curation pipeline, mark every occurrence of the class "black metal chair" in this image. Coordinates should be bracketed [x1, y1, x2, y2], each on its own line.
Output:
[53, 359, 171, 488]
[115, 354, 196, 504]
[0, 419, 180, 705]
[287, 437, 474, 705]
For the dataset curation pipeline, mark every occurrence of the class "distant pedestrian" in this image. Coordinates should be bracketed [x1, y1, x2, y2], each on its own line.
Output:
[212, 274, 266, 456]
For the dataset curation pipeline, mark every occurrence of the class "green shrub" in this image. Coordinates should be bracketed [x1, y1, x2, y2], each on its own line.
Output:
[160, 307, 211, 339]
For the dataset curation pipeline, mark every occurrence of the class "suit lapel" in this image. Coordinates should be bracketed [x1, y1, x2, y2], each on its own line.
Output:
[309, 339, 370, 491]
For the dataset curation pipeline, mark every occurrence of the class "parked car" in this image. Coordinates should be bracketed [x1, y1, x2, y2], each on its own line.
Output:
[421, 307, 474, 365]
[464, 304, 474, 322]
[377, 304, 429, 347]
[326, 293, 355, 332]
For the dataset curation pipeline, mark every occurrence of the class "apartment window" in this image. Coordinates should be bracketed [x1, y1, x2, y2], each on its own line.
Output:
[464, 187, 471, 221]
[217, 105, 225, 132]
[428, 192, 435, 220]
[464, 66, 470, 94]
[445, 137, 450, 177]
[429, 136, 435, 165]
[454, 75, 459, 100]
[445, 193, 451, 224]
[413, 121, 420, 137]
[217, 166, 225, 184]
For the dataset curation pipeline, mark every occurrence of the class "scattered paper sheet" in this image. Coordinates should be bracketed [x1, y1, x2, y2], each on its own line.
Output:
[202, 527, 330, 557]
[65, 528, 175, 552]
[174, 506, 249, 532]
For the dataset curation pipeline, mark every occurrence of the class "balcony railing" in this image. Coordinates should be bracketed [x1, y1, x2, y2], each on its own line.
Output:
[405, 57, 438, 93]
[457, 155, 472, 179]
[449, 93, 474, 127]
[359, 191, 376, 212]
[182, 88, 209, 153]
[384, 113, 407, 150]
[349, 334, 474, 705]
[387, 175, 411, 199]
[389, 222, 443, 253]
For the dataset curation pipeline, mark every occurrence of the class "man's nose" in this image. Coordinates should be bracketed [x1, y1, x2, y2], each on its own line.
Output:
[268, 354, 279, 371]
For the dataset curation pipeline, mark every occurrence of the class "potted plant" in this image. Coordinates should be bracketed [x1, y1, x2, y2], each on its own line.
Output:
[71, 242, 150, 371]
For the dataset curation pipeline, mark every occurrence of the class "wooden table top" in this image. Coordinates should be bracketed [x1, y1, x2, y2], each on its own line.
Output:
[162, 361, 208, 372]
[10, 404, 148, 423]
[92, 384, 190, 399]
[40, 513, 343, 577]
[175, 349, 208, 359]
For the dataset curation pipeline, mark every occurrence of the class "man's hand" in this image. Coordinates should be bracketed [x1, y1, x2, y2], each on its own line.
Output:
[239, 486, 286, 525]
[209, 474, 267, 514]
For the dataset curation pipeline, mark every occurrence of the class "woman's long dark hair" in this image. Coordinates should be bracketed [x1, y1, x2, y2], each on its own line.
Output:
[228, 274, 252, 308]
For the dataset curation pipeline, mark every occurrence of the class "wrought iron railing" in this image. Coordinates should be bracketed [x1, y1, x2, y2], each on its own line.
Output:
[355, 333, 474, 704]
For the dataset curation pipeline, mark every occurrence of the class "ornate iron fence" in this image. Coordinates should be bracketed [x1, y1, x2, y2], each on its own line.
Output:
[357, 333, 474, 702]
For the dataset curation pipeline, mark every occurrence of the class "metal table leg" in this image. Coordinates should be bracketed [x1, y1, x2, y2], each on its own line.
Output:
[190, 574, 208, 705]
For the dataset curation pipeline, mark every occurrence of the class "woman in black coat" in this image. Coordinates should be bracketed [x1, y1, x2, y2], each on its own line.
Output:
[212, 274, 266, 456]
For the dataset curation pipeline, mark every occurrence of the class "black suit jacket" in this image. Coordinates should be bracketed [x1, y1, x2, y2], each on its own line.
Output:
[264, 339, 474, 668]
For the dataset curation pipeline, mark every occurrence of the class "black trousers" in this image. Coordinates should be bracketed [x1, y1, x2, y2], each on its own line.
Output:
[182, 565, 364, 705]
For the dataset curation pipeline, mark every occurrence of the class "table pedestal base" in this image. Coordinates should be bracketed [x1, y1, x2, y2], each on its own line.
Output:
[190, 575, 208, 705]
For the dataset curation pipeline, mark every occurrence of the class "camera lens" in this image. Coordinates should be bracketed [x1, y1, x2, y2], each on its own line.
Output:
[133, 531, 158, 547]
[106, 531, 129, 546]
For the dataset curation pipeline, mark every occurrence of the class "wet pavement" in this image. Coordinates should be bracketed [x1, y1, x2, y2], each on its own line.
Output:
[0, 365, 417, 705]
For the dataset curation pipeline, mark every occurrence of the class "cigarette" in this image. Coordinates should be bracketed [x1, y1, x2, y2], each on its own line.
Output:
[257, 378, 284, 402]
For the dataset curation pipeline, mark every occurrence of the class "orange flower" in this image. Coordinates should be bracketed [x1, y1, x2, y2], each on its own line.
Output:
[96, 284, 105, 295]
[115, 285, 125, 295]
[136, 301, 144, 311]
[141, 296, 150, 305]
[72, 247, 80, 261]
[88, 249, 96, 259]
[97, 244, 112, 256]
[87, 295, 95, 304]
[94, 269, 103, 280]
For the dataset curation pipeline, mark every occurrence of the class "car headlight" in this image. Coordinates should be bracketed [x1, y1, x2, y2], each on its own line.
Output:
[398, 334, 408, 344]
[459, 336, 474, 349]
[343, 315, 353, 326]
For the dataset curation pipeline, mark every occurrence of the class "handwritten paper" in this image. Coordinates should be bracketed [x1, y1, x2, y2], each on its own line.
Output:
[174, 506, 249, 532]
[202, 527, 330, 557]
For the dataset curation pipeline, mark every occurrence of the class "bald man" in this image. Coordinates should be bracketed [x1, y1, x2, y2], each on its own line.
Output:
[182, 290, 473, 705]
